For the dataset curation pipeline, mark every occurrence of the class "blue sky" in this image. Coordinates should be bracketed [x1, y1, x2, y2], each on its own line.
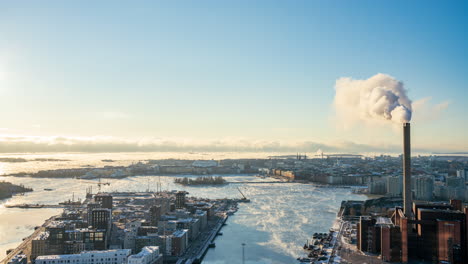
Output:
[0, 1, 467, 153]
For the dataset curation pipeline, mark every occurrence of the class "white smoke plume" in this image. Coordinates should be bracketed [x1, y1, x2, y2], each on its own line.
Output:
[334, 73, 412, 125]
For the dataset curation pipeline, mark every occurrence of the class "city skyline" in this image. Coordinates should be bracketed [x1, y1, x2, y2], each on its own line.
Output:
[0, 1, 467, 153]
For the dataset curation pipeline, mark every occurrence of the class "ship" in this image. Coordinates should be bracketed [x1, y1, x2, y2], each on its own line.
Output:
[237, 187, 251, 203]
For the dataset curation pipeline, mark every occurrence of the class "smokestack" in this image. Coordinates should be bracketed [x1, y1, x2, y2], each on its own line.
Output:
[403, 123, 412, 218]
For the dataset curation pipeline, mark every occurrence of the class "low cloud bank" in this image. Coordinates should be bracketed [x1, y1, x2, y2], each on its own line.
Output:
[0, 135, 458, 154]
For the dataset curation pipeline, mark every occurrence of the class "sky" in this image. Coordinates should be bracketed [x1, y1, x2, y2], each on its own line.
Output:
[0, 1, 467, 154]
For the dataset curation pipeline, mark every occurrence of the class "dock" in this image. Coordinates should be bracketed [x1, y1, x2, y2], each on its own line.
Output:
[229, 181, 293, 184]
[5, 204, 67, 209]
[180, 214, 229, 264]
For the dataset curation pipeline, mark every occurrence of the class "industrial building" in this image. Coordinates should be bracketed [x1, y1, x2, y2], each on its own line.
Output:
[357, 123, 468, 263]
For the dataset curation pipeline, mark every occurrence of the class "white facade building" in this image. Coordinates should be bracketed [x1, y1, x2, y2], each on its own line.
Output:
[127, 246, 163, 264]
[35, 249, 131, 264]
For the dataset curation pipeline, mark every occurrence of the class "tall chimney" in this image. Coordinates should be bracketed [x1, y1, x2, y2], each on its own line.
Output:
[403, 123, 412, 218]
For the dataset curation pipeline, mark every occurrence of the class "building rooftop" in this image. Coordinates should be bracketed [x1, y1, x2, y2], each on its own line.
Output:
[128, 246, 160, 259]
[376, 217, 393, 226]
[173, 229, 188, 238]
[35, 231, 49, 240]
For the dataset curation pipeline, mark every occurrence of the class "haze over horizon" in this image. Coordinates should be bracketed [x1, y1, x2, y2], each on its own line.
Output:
[1, 1, 467, 153]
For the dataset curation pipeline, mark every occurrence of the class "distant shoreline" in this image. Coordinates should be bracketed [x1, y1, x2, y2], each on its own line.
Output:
[0, 181, 33, 200]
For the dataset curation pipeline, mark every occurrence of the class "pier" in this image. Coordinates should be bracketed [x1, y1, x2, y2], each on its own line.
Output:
[229, 181, 293, 184]
[179, 214, 229, 264]
[5, 204, 68, 209]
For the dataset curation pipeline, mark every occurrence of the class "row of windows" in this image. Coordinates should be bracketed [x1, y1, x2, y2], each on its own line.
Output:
[39, 262, 123, 264]
[38, 260, 124, 264]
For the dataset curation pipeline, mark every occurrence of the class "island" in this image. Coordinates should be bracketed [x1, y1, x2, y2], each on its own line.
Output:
[174, 176, 227, 185]
[0, 181, 33, 199]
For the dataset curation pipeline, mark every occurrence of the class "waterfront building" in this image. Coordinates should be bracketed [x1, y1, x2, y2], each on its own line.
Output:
[171, 230, 188, 256]
[357, 216, 393, 254]
[414, 176, 434, 201]
[127, 246, 163, 264]
[357, 216, 377, 253]
[31, 232, 49, 260]
[194, 210, 207, 230]
[8, 191, 232, 264]
[386, 176, 402, 197]
[192, 160, 218, 168]
[355, 199, 468, 263]
[388, 201, 466, 263]
[35, 249, 131, 264]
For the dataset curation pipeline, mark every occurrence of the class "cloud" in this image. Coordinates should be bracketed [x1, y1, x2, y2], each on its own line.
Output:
[0, 135, 462, 154]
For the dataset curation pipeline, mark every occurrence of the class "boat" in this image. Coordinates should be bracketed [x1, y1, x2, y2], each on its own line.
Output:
[59, 201, 81, 206]
[217, 232, 223, 236]
[296, 257, 311, 263]
[237, 187, 251, 203]
[44, 188, 54, 191]
[6, 204, 44, 209]
[209, 242, 216, 248]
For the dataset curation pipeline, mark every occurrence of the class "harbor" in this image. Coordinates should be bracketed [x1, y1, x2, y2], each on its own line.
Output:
[0, 174, 366, 263]
[2, 190, 240, 264]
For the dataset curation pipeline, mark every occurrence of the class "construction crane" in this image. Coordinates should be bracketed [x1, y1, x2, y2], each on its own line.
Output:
[97, 177, 110, 193]
[81, 178, 110, 193]
[236, 187, 250, 203]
